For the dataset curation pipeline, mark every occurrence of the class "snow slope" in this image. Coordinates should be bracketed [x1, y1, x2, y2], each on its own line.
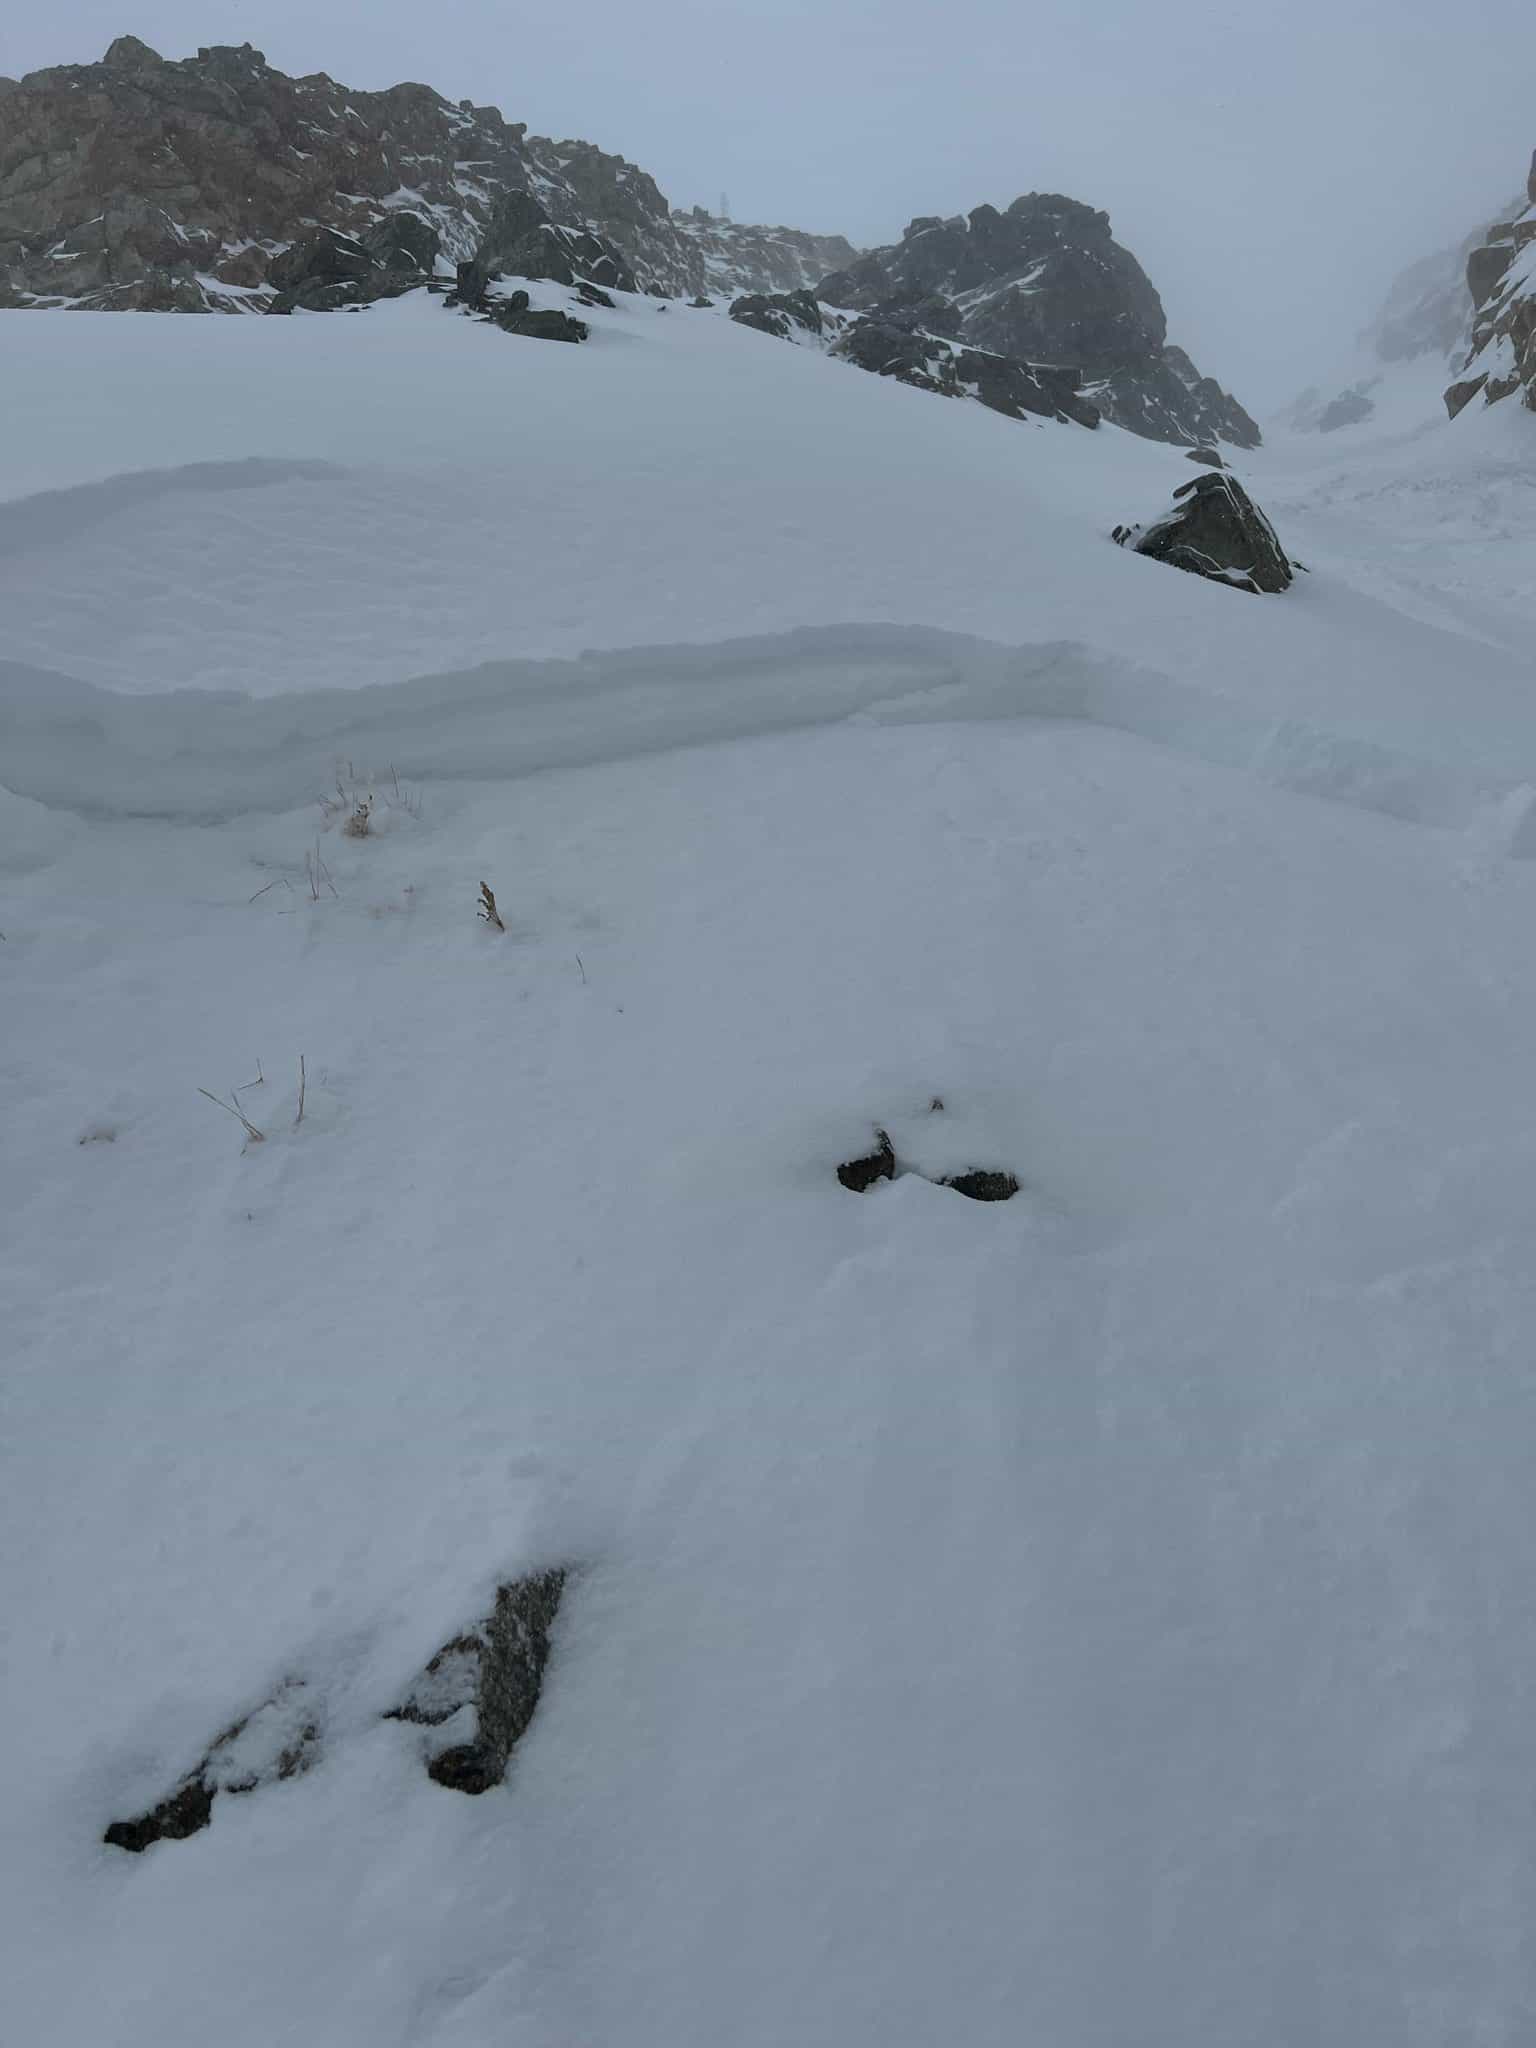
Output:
[5, 287, 1536, 2048]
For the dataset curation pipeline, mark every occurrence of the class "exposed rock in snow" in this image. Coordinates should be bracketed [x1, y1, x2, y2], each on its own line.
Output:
[390, 1570, 569, 1795]
[1446, 149, 1536, 421]
[105, 1679, 321, 1852]
[265, 216, 439, 314]
[0, 39, 851, 310]
[484, 290, 590, 345]
[938, 1169, 1020, 1202]
[1114, 471, 1293, 595]
[836, 1130, 897, 1192]
[459, 190, 637, 302]
[831, 310, 1100, 428]
[679, 204, 857, 298]
[817, 196, 1257, 448]
[104, 1571, 567, 1850]
[729, 289, 824, 341]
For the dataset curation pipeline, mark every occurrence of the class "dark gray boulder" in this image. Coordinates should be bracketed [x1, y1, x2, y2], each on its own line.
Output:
[101, 35, 164, 70]
[491, 302, 589, 343]
[729, 289, 823, 339]
[1114, 472, 1293, 595]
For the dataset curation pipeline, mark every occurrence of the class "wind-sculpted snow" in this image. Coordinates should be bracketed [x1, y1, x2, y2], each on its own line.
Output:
[0, 458, 344, 560]
[7, 273, 1536, 2048]
[5, 626, 1535, 854]
[9, 703, 1536, 2047]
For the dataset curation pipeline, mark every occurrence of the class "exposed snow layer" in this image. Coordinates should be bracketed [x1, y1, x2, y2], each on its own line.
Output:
[6, 287, 1536, 2048]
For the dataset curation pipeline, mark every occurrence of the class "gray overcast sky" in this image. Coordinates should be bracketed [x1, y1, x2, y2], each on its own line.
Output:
[4, 0, 1533, 407]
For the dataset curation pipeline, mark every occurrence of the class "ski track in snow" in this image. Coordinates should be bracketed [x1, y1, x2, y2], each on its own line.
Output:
[5, 287, 1536, 2048]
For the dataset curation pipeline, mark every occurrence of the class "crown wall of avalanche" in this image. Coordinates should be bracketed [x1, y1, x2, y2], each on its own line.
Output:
[0, 37, 856, 309]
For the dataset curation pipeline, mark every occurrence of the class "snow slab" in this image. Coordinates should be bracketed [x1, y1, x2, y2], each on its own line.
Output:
[4, 285, 1536, 2048]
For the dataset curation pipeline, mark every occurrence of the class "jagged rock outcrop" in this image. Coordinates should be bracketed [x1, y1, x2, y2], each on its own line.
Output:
[729, 289, 823, 340]
[1113, 472, 1293, 595]
[451, 189, 635, 311]
[1283, 199, 1528, 434]
[1445, 149, 1536, 420]
[0, 38, 855, 311]
[817, 196, 1258, 448]
[831, 312, 1100, 428]
[266, 215, 439, 313]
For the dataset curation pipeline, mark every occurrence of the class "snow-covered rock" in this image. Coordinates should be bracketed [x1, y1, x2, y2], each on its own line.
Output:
[1114, 470, 1293, 594]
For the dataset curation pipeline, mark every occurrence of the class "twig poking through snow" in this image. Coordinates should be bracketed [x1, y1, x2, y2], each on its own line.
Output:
[306, 842, 339, 901]
[294, 1054, 306, 1129]
[197, 1087, 266, 1145]
[576, 954, 587, 984]
[477, 882, 506, 933]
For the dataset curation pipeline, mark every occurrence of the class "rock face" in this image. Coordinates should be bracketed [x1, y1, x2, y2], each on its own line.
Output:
[0, 39, 855, 311]
[729, 289, 824, 340]
[832, 312, 1100, 428]
[459, 190, 637, 303]
[266, 216, 439, 313]
[817, 197, 1258, 448]
[682, 207, 858, 297]
[1283, 198, 1528, 435]
[1445, 149, 1536, 420]
[1114, 472, 1293, 595]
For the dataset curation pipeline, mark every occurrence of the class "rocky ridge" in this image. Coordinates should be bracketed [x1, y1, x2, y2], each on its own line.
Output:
[1446, 149, 1536, 420]
[816, 197, 1260, 449]
[1285, 212, 1507, 433]
[0, 37, 856, 311]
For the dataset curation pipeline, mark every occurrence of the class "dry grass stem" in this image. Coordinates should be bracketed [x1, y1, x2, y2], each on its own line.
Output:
[478, 881, 506, 933]
[198, 1087, 266, 1144]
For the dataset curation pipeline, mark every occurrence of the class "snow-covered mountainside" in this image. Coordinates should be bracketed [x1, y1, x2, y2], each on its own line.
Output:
[6, 285, 1536, 2048]
[818, 196, 1260, 447]
[0, 37, 856, 309]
